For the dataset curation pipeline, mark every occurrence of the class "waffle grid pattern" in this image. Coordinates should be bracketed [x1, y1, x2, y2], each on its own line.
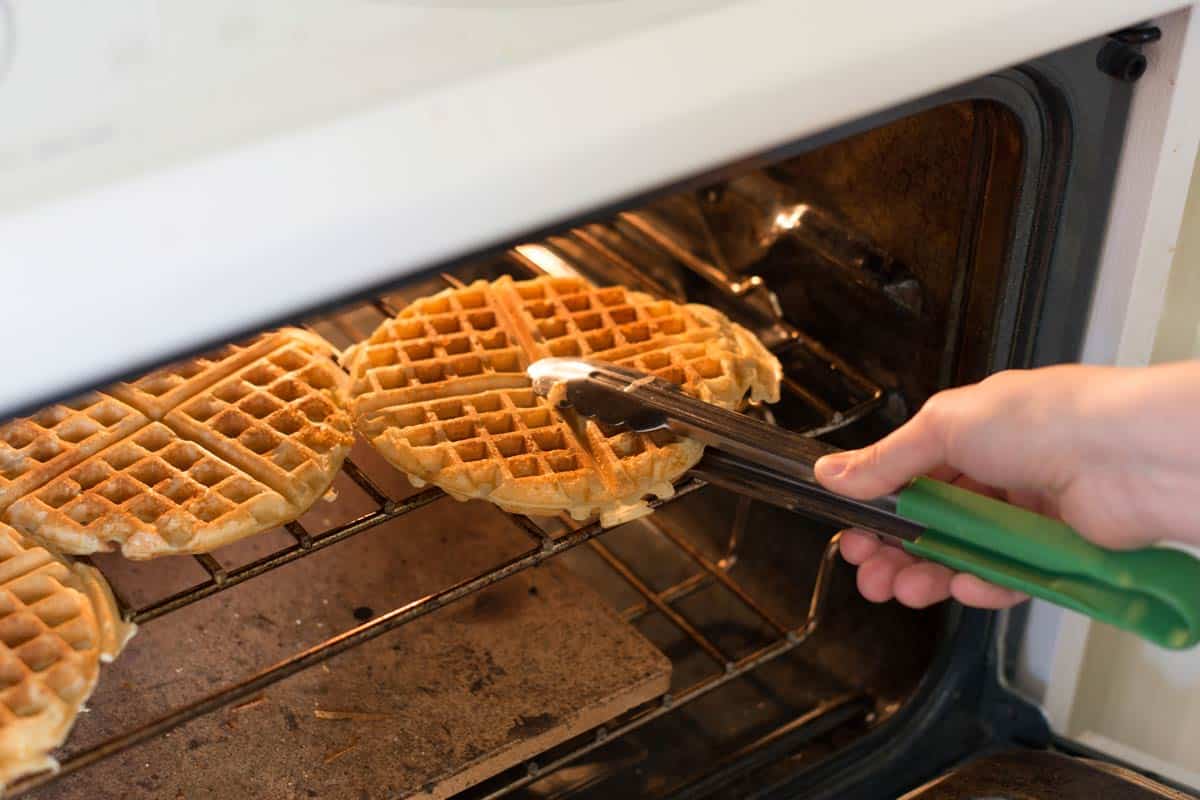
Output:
[0, 331, 352, 559]
[106, 336, 280, 421]
[0, 395, 147, 513]
[0, 521, 129, 790]
[345, 275, 780, 522]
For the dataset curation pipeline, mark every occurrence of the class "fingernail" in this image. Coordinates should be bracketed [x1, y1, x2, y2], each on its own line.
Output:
[816, 452, 853, 478]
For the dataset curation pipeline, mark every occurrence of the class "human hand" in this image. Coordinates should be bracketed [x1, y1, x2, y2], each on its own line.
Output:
[813, 362, 1200, 609]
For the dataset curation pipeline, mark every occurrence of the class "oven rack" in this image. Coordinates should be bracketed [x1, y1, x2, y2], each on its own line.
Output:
[12, 473, 865, 798]
[10, 264, 882, 797]
[100, 240, 884, 628]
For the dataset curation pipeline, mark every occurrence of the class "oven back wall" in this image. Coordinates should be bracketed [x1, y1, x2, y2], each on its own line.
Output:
[753, 101, 1024, 417]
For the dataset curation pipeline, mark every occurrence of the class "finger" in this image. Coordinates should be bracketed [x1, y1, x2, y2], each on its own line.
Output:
[949, 573, 1028, 609]
[856, 547, 920, 603]
[814, 401, 955, 499]
[893, 561, 955, 608]
[838, 529, 882, 565]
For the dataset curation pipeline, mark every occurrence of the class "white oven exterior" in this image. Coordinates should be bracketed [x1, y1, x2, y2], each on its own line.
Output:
[2, 0, 1200, 787]
[0, 0, 1190, 414]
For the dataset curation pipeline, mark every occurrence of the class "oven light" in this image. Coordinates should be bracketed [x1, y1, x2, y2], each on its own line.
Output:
[515, 244, 577, 277]
[773, 204, 811, 231]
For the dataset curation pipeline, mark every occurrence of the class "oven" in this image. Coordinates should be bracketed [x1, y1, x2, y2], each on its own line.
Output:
[2, 2, 1199, 798]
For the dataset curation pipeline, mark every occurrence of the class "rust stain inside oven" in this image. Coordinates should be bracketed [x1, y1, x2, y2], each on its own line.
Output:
[10, 98, 1026, 799]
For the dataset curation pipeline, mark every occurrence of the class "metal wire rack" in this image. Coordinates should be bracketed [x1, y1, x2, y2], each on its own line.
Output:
[10, 244, 885, 798]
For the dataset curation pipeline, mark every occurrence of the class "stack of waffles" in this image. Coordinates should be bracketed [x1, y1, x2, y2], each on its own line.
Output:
[343, 275, 781, 525]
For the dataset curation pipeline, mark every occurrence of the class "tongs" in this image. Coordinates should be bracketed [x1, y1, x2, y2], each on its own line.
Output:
[527, 357, 1200, 650]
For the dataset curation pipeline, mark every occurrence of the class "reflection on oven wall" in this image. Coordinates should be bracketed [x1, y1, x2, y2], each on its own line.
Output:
[508, 93, 1036, 465]
[578, 101, 1025, 437]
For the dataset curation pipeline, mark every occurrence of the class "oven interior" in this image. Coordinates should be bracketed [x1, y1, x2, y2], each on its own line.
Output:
[14, 95, 1042, 800]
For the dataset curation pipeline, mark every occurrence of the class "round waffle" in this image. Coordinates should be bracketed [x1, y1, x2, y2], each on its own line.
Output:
[0, 329, 353, 559]
[0, 520, 133, 790]
[343, 275, 781, 524]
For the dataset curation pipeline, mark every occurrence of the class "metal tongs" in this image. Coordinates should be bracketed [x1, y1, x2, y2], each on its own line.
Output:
[527, 357, 1200, 650]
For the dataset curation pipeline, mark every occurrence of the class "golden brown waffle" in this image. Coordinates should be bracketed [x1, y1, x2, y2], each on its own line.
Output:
[107, 335, 284, 421]
[0, 395, 147, 517]
[344, 276, 781, 524]
[0, 520, 133, 791]
[1, 330, 353, 559]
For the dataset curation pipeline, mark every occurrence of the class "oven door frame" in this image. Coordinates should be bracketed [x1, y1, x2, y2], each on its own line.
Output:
[715, 24, 1187, 800]
[1018, 7, 1200, 794]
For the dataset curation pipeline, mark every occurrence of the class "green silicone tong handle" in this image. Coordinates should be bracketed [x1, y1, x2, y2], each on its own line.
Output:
[897, 477, 1200, 649]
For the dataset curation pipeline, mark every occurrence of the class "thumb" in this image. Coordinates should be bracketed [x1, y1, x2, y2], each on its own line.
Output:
[814, 410, 949, 499]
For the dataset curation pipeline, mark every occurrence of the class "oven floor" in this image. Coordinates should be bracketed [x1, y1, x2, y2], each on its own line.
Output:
[468, 488, 943, 799]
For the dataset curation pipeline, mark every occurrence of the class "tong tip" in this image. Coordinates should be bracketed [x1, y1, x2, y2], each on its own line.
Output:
[526, 357, 596, 398]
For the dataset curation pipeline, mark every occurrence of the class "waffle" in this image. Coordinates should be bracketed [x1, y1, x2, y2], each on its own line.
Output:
[0, 520, 133, 791]
[0, 395, 147, 518]
[1, 330, 354, 559]
[343, 275, 781, 524]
